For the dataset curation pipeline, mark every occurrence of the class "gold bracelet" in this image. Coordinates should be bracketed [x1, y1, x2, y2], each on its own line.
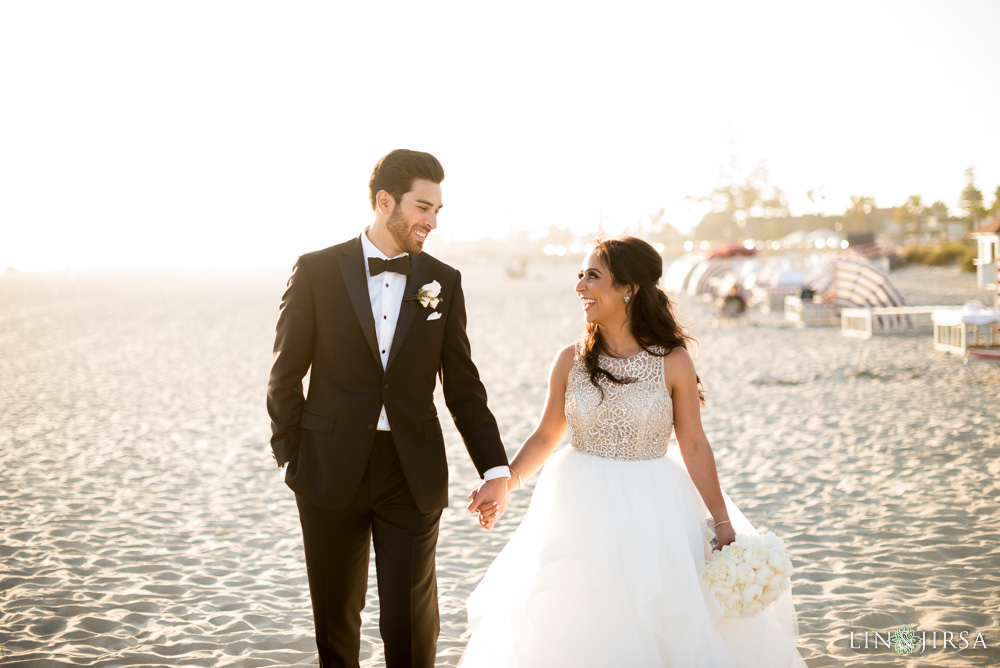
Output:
[509, 467, 523, 490]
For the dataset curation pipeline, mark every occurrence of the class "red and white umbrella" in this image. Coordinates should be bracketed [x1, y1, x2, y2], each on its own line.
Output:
[705, 242, 757, 259]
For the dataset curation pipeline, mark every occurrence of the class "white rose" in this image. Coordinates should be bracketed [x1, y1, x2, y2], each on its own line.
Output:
[725, 592, 744, 611]
[769, 573, 786, 591]
[726, 544, 746, 561]
[742, 600, 764, 616]
[767, 549, 787, 573]
[736, 562, 755, 584]
[710, 583, 733, 599]
[741, 583, 764, 603]
[423, 280, 442, 298]
[759, 533, 779, 548]
[428, 297, 440, 309]
[748, 547, 770, 569]
[709, 557, 738, 587]
[760, 587, 780, 605]
[754, 564, 774, 587]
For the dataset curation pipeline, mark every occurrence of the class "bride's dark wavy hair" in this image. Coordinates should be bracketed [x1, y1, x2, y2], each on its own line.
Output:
[581, 237, 705, 404]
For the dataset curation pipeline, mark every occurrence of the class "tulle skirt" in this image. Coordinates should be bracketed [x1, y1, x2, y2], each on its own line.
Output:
[460, 446, 806, 668]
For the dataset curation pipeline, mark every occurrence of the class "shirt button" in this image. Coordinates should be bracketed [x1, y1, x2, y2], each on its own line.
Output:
[383, 315, 387, 319]
[381, 349, 386, 354]
[366, 423, 375, 431]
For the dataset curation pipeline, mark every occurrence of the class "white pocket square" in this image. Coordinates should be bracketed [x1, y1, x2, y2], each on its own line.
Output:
[426, 311, 442, 321]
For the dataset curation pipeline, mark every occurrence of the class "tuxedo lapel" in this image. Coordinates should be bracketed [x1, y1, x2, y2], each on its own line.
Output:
[339, 240, 382, 367]
[386, 252, 427, 370]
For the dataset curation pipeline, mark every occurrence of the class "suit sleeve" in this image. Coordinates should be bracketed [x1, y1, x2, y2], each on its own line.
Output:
[266, 257, 316, 467]
[439, 270, 509, 477]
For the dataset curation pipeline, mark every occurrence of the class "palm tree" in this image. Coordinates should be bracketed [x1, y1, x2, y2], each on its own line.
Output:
[986, 186, 1000, 221]
[960, 167, 985, 231]
[844, 196, 875, 232]
[892, 195, 925, 240]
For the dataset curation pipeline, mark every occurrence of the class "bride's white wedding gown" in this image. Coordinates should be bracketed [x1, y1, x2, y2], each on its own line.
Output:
[460, 347, 806, 667]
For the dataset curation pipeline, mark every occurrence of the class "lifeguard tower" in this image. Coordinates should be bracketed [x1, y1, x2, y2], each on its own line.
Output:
[930, 220, 1000, 357]
[971, 218, 999, 296]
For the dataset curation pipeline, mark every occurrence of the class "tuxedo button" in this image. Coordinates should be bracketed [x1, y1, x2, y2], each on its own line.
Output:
[366, 423, 375, 431]
[383, 383, 390, 390]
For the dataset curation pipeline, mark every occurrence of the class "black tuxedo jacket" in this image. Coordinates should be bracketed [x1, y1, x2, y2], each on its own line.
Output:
[267, 236, 507, 512]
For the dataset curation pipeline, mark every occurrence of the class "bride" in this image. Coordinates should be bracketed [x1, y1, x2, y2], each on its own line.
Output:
[462, 237, 805, 667]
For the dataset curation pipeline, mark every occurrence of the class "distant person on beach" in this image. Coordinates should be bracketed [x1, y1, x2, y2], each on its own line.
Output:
[718, 284, 748, 318]
[267, 149, 510, 668]
[461, 237, 805, 667]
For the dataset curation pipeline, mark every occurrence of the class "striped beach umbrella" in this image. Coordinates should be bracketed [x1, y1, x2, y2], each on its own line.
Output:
[833, 258, 908, 329]
[686, 260, 735, 297]
[832, 259, 906, 308]
[663, 254, 704, 295]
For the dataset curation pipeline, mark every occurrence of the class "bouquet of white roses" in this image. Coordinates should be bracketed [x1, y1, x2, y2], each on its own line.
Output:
[701, 532, 792, 617]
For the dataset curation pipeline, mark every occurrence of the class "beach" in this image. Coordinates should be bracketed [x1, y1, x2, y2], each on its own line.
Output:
[1, 259, 998, 667]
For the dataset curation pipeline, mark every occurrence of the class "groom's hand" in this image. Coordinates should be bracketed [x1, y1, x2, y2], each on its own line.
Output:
[467, 478, 508, 531]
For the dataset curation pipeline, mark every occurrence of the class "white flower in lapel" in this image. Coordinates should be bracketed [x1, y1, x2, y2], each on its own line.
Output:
[407, 280, 443, 310]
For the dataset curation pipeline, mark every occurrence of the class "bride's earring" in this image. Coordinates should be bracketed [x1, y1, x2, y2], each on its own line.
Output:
[624, 294, 631, 304]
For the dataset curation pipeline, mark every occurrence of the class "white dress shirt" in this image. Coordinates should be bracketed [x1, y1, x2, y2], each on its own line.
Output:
[360, 229, 408, 431]
[360, 230, 508, 482]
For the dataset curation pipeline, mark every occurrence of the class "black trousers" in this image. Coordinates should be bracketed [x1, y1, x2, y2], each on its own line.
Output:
[296, 432, 442, 668]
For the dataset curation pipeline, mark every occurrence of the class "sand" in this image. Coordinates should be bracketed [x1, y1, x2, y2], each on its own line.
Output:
[1, 259, 997, 667]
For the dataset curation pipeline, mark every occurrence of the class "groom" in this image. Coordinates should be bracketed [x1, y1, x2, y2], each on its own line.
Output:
[267, 149, 510, 667]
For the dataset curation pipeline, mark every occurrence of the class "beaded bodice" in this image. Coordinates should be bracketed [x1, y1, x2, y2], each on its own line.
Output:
[565, 346, 673, 461]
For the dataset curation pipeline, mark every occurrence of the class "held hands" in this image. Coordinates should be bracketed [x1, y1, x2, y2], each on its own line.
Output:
[467, 477, 509, 531]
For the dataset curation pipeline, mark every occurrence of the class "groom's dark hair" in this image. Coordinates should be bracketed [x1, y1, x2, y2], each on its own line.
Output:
[369, 149, 445, 211]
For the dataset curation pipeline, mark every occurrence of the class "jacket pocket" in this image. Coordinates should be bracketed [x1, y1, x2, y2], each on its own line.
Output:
[299, 411, 336, 434]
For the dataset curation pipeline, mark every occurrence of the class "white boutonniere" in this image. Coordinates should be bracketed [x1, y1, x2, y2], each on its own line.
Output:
[407, 280, 442, 310]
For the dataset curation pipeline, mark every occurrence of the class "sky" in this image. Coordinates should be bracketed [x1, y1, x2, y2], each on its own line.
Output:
[2, 0, 999, 270]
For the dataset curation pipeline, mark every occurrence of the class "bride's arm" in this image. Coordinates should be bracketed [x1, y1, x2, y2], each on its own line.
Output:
[666, 347, 737, 547]
[472, 344, 573, 528]
[506, 343, 575, 486]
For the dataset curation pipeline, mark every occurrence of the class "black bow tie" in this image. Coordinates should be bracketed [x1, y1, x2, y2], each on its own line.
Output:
[368, 256, 411, 276]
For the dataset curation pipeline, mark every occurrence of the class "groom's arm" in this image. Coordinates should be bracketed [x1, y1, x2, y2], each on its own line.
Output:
[439, 270, 508, 476]
[266, 257, 316, 468]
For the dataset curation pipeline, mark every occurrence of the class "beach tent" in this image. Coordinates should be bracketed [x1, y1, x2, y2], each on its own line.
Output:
[686, 259, 735, 297]
[803, 261, 834, 292]
[753, 259, 805, 289]
[805, 229, 843, 250]
[772, 269, 805, 287]
[832, 258, 906, 309]
[778, 230, 809, 249]
[663, 254, 704, 294]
